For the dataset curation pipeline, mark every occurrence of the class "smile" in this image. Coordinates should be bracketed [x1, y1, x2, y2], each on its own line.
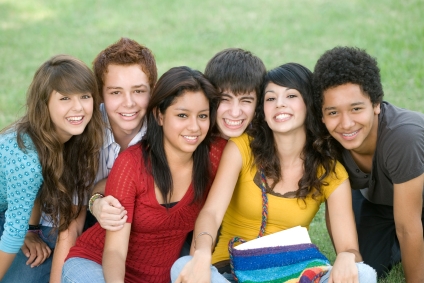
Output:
[342, 130, 359, 137]
[274, 113, 291, 121]
[182, 135, 199, 143]
[120, 112, 137, 117]
[224, 118, 243, 126]
[66, 116, 83, 121]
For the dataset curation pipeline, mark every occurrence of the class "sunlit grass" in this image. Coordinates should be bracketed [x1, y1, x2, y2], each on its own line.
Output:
[1, 1, 421, 281]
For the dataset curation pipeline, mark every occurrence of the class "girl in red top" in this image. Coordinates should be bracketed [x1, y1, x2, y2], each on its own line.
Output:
[62, 66, 226, 283]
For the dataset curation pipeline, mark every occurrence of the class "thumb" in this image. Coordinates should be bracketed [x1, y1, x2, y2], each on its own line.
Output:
[21, 245, 30, 257]
[107, 196, 123, 209]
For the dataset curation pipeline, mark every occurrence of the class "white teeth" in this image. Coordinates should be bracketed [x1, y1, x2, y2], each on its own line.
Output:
[183, 136, 197, 140]
[67, 116, 83, 121]
[342, 131, 358, 137]
[121, 113, 136, 117]
[224, 119, 243, 126]
[275, 114, 290, 120]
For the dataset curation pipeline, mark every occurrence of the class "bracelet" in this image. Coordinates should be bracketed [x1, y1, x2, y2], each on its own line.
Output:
[194, 232, 214, 250]
[28, 224, 41, 231]
[27, 230, 40, 235]
[88, 193, 104, 214]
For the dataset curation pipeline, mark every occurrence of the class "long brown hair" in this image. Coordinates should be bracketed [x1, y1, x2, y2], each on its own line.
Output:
[11, 54, 104, 231]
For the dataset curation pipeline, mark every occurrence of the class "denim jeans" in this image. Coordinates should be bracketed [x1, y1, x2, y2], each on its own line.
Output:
[0, 212, 58, 283]
[171, 256, 377, 283]
[62, 257, 106, 283]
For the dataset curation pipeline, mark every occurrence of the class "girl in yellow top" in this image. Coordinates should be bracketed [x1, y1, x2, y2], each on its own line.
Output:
[172, 63, 376, 283]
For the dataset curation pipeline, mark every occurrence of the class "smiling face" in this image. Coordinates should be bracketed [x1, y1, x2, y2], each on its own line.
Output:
[321, 83, 380, 154]
[263, 82, 306, 135]
[102, 64, 151, 139]
[159, 91, 210, 156]
[48, 90, 93, 143]
[216, 90, 256, 139]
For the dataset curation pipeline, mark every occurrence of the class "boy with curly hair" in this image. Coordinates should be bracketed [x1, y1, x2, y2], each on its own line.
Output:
[312, 46, 424, 282]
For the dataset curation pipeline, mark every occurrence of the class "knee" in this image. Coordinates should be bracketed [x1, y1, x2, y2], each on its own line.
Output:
[356, 262, 377, 283]
[170, 256, 193, 281]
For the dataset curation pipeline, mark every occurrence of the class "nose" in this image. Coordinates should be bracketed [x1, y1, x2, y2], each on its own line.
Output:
[276, 95, 286, 108]
[123, 92, 136, 107]
[72, 97, 83, 111]
[187, 116, 201, 132]
[230, 100, 242, 117]
[340, 112, 355, 129]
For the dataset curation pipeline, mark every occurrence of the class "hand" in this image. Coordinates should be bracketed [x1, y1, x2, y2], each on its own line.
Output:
[175, 250, 212, 283]
[21, 231, 52, 267]
[328, 252, 358, 283]
[92, 195, 127, 231]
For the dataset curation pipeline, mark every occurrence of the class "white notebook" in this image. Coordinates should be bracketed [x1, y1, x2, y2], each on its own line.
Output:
[234, 226, 311, 250]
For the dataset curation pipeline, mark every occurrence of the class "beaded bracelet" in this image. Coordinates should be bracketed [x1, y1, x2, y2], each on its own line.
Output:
[194, 231, 214, 250]
[88, 193, 104, 214]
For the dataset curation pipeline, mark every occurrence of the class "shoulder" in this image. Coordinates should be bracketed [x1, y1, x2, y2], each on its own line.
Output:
[320, 161, 349, 183]
[229, 133, 251, 154]
[112, 143, 143, 169]
[380, 102, 424, 135]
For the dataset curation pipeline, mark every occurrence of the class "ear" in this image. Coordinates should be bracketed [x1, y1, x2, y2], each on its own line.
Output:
[155, 107, 164, 126]
[373, 102, 381, 115]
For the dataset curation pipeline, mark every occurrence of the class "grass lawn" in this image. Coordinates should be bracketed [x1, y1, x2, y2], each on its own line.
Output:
[1, 0, 422, 282]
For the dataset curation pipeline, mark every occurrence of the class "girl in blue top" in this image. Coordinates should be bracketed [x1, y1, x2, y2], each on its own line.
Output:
[0, 54, 104, 280]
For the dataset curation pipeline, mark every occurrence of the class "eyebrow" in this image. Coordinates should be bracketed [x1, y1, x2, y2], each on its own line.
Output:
[323, 101, 365, 111]
[264, 87, 291, 94]
[106, 84, 148, 90]
[174, 108, 210, 112]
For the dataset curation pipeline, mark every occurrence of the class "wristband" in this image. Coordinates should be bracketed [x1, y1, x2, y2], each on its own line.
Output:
[28, 224, 41, 231]
[88, 193, 104, 214]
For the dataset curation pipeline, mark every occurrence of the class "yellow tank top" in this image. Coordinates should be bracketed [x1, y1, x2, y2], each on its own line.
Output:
[212, 133, 348, 264]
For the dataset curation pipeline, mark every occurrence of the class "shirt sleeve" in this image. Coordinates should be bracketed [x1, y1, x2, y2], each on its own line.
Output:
[104, 146, 142, 223]
[0, 135, 43, 253]
[322, 161, 349, 200]
[382, 123, 424, 184]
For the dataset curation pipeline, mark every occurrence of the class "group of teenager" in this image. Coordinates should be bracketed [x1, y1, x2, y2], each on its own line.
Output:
[0, 37, 422, 283]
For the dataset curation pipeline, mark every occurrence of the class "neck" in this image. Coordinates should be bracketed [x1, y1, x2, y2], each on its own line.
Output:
[273, 128, 306, 168]
[164, 146, 194, 170]
[111, 122, 142, 151]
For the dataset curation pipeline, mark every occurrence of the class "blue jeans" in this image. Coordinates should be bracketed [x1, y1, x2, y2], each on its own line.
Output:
[171, 256, 377, 283]
[0, 212, 58, 283]
[62, 257, 105, 283]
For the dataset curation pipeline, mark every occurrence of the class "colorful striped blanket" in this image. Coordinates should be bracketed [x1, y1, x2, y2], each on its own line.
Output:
[229, 241, 330, 282]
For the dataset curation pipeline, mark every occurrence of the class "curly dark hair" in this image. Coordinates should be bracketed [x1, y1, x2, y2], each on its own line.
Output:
[313, 46, 384, 118]
[249, 63, 339, 200]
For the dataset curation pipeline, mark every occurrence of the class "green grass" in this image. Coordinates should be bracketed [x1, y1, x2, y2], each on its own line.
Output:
[1, 0, 422, 281]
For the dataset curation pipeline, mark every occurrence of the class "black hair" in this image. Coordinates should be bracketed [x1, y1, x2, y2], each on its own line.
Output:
[142, 66, 219, 205]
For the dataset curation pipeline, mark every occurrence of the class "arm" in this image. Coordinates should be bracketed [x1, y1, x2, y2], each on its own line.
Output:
[49, 207, 86, 283]
[176, 141, 243, 283]
[393, 173, 424, 283]
[21, 199, 52, 267]
[0, 252, 16, 280]
[90, 178, 127, 231]
[102, 223, 131, 283]
[326, 179, 362, 283]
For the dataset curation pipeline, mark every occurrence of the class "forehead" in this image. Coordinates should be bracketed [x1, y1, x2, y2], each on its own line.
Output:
[322, 83, 370, 106]
[221, 90, 257, 99]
